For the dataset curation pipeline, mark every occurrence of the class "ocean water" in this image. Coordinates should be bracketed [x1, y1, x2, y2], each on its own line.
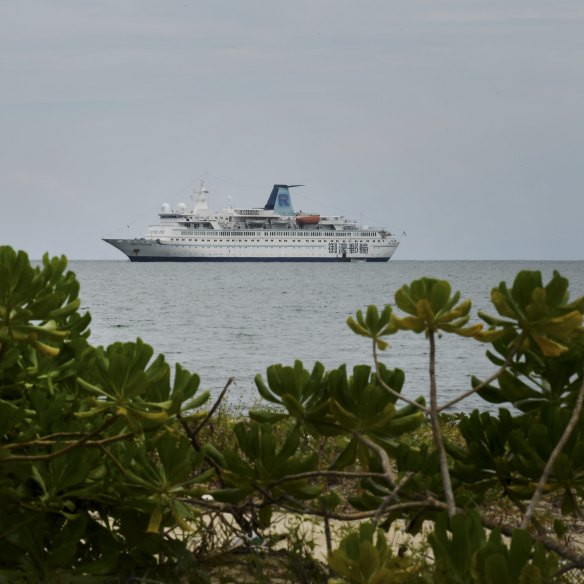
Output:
[70, 260, 584, 413]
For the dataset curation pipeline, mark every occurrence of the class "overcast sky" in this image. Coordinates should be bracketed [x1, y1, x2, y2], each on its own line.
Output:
[1, 0, 583, 260]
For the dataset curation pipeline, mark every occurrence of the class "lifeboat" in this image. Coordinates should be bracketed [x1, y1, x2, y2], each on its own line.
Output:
[296, 213, 320, 225]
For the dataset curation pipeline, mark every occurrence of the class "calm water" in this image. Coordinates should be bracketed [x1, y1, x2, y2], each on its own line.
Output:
[69, 260, 584, 412]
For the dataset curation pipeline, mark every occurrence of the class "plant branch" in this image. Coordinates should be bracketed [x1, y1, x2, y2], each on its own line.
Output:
[1, 415, 119, 463]
[10, 430, 91, 446]
[323, 509, 333, 558]
[373, 341, 429, 414]
[7, 431, 135, 451]
[373, 471, 414, 528]
[437, 340, 519, 412]
[275, 491, 439, 522]
[98, 444, 129, 476]
[270, 470, 387, 487]
[410, 499, 584, 570]
[521, 377, 584, 529]
[481, 515, 584, 570]
[353, 431, 396, 486]
[428, 330, 456, 518]
[192, 377, 234, 437]
[551, 561, 584, 580]
[179, 377, 234, 479]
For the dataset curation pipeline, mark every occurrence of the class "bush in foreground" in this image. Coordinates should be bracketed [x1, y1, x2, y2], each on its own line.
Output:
[1, 245, 584, 583]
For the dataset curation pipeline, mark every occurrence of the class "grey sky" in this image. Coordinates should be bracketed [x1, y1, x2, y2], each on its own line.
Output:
[1, 0, 583, 260]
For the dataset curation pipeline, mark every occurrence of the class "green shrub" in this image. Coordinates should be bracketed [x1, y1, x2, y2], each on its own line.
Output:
[2, 246, 584, 583]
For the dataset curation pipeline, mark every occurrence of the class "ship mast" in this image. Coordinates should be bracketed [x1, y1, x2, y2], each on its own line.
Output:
[192, 178, 210, 214]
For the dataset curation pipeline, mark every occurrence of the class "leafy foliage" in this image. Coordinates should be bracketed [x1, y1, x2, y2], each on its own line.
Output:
[2, 246, 584, 583]
[429, 511, 559, 584]
[0, 247, 211, 582]
[479, 270, 584, 356]
[328, 522, 428, 584]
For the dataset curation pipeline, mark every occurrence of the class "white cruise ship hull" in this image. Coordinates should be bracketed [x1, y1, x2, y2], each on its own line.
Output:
[104, 236, 398, 262]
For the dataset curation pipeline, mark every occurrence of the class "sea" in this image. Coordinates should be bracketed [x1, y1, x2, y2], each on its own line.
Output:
[69, 260, 584, 414]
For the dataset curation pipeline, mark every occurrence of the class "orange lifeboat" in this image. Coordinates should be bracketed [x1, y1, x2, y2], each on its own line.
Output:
[296, 213, 320, 225]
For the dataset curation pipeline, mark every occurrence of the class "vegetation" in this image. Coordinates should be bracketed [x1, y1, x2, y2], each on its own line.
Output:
[1, 244, 584, 583]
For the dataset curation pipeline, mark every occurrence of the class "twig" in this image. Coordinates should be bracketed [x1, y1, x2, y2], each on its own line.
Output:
[521, 378, 584, 529]
[192, 377, 235, 437]
[270, 470, 387, 486]
[405, 499, 584, 570]
[437, 340, 519, 412]
[323, 509, 333, 558]
[428, 330, 456, 518]
[373, 342, 429, 414]
[372, 471, 414, 528]
[179, 377, 234, 476]
[275, 491, 438, 521]
[481, 515, 584, 570]
[0, 416, 118, 463]
[353, 431, 396, 486]
[8, 430, 92, 447]
[551, 561, 583, 580]
[98, 444, 130, 476]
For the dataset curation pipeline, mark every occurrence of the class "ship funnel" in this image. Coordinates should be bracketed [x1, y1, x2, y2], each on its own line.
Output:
[264, 184, 302, 215]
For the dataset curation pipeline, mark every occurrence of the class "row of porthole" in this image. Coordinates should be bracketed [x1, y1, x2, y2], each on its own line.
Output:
[169, 238, 390, 244]
[169, 244, 376, 250]
[170, 248, 371, 254]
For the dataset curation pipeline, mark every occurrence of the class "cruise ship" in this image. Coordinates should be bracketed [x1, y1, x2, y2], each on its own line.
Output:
[103, 181, 400, 262]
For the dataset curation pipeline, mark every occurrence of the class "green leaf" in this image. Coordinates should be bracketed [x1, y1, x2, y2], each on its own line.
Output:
[508, 529, 532, 582]
[545, 271, 569, 307]
[366, 305, 380, 331]
[276, 426, 301, 465]
[512, 271, 542, 308]
[211, 487, 254, 504]
[386, 411, 425, 435]
[258, 505, 273, 528]
[249, 408, 288, 424]
[394, 285, 417, 315]
[485, 554, 512, 584]
[347, 316, 370, 337]
[430, 280, 451, 313]
[255, 373, 281, 404]
[329, 437, 358, 470]
[146, 506, 163, 534]
[553, 519, 567, 538]
[183, 390, 210, 411]
[553, 453, 573, 482]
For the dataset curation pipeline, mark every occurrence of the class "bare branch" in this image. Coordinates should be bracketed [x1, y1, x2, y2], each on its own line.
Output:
[428, 330, 456, 518]
[551, 561, 584, 580]
[354, 431, 396, 486]
[0, 415, 118, 464]
[323, 510, 333, 558]
[481, 515, 584, 570]
[275, 491, 438, 522]
[98, 444, 129, 476]
[179, 377, 235, 477]
[521, 377, 584, 529]
[7, 431, 92, 448]
[373, 471, 414, 528]
[192, 377, 235, 438]
[270, 469, 387, 486]
[373, 341, 429, 414]
[438, 340, 519, 413]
